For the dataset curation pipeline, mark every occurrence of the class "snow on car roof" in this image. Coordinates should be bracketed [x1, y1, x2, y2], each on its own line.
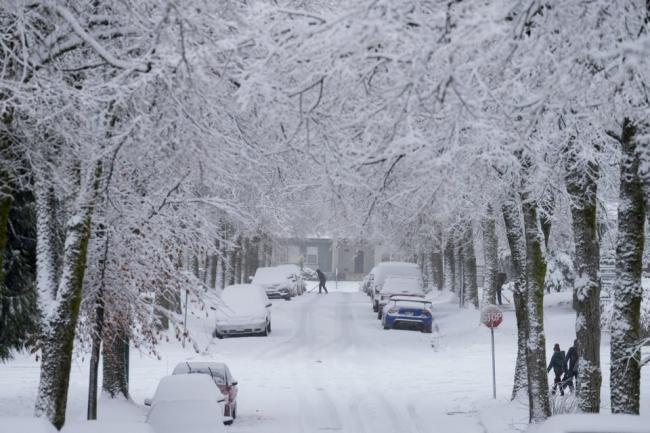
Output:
[373, 263, 421, 282]
[382, 277, 422, 292]
[172, 362, 227, 377]
[152, 374, 221, 404]
[252, 267, 292, 284]
[62, 421, 155, 433]
[219, 285, 267, 317]
[390, 294, 427, 302]
[147, 399, 225, 433]
[392, 300, 432, 309]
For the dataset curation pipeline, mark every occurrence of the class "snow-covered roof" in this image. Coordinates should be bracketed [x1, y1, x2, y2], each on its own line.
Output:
[252, 267, 292, 284]
[218, 285, 267, 317]
[152, 374, 221, 405]
[147, 400, 225, 433]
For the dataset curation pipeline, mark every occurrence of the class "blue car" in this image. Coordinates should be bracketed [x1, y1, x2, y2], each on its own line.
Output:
[381, 296, 433, 333]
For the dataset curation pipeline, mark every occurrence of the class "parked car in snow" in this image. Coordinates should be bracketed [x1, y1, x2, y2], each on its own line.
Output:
[172, 362, 239, 422]
[369, 262, 423, 312]
[301, 266, 318, 281]
[148, 399, 225, 433]
[526, 413, 649, 433]
[376, 276, 425, 319]
[62, 421, 155, 433]
[144, 374, 227, 425]
[214, 284, 272, 338]
[381, 296, 433, 333]
[252, 266, 298, 299]
[275, 264, 306, 295]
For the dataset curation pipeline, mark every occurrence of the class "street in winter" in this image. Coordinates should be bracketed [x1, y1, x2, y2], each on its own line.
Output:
[2, 1, 650, 433]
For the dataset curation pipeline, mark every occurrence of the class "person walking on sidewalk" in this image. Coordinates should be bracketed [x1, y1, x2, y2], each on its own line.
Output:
[547, 343, 566, 396]
[316, 269, 328, 294]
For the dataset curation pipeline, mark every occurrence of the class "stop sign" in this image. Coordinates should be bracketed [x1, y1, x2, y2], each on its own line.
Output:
[481, 305, 503, 328]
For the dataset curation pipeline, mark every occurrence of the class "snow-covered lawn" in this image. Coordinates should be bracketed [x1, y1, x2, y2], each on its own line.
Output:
[1, 282, 649, 432]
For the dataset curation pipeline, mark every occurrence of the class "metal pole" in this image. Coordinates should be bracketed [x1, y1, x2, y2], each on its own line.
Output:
[491, 327, 496, 399]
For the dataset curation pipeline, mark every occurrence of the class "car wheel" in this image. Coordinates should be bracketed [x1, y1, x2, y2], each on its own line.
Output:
[213, 329, 224, 339]
[383, 323, 390, 330]
[284, 295, 291, 301]
[267, 322, 272, 334]
[423, 324, 433, 334]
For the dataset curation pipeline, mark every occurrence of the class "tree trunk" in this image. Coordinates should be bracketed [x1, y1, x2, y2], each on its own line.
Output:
[565, 140, 602, 413]
[34, 194, 96, 429]
[502, 198, 529, 401]
[209, 254, 218, 289]
[462, 226, 479, 308]
[102, 323, 129, 399]
[521, 186, 551, 422]
[453, 232, 463, 300]
[610, 118, 644, 414]
[87, 232, 110, 420]
[228, 243, 237, 286]
[443, 238, 455, 292]
[482, 205, 499, 305]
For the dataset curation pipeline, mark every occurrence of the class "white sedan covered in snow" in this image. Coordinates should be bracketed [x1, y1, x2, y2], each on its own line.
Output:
[251, 266, 298, 299]
[145, 374, 227, 432]
[213, 284, 272, 338]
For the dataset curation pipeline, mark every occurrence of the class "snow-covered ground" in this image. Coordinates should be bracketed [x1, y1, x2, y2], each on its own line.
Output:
[1, 282, 649, 432]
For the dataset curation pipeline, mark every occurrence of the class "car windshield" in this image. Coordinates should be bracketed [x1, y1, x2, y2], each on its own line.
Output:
[172, 363, 227, 384]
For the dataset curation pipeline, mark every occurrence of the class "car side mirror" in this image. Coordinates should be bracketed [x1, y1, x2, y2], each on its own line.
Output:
[231, 381, 238, 386]
[144, 398, 152, 407]
[265, 303, 272, 308]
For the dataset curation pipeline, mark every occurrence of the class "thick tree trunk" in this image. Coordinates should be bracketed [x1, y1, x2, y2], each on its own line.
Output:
[228, 244, 237, 286]
[521, 188, 551, 422]
[482, 205, 499, 305]
[102, 323, 129, 399]
[610, 118, 644, 414]
[34, 202, 95, 429]
[462, 226, 479, 308]
[565, 140, 601, 413]
[209, 254, 218, 289]
[443, 238, 455, 292]
[430, 250, 444, 291]
[453, 232, 463, 300]
[502, 198, 529, 401]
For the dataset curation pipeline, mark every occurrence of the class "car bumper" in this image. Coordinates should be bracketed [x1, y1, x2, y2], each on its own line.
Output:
[385, 315, 432, 328]
[215, 322, 267, 335]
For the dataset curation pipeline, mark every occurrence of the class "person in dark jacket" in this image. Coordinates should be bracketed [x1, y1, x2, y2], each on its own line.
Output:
[563, 339, 578, 393]
[316, 269, 328, 294]
[547, 343, 565, 396]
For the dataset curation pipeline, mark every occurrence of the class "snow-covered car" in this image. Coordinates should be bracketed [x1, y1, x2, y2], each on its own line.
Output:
[62, 421, 155, 433]
[145, 374, 227, 424]
[251, 266, 298, 299]
[376, 276, 425, 319]
[172, 362, 239, 422]
[301, 266, 318, 281]
[381, 296, 433, 333]
[526, 413, 649, 433]
[0, 417, 57, 433]
[275, 264, 306, 295]
[147, 399, 225, 433]
[214, 284, 272, 338]
[370, 262, 423, 312]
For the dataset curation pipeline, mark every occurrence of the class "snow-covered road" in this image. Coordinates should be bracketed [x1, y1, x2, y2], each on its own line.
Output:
[3, 283, 649, 432]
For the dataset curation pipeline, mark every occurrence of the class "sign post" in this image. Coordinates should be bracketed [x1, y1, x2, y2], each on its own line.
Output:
[480, 305, 503, 399]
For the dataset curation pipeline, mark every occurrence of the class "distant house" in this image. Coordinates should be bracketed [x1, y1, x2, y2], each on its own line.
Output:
[272, 237, 375, 279]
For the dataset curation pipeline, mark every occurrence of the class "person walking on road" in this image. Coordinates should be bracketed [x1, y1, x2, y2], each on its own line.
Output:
[563, 339, 579, 394]
[547, 343, 566, 396]
[316, 269, 328, 294]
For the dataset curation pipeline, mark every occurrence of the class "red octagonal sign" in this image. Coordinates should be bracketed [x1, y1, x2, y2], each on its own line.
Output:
[481, 305, 503, 328]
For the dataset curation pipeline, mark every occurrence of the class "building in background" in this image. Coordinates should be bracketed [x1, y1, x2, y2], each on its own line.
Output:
[272, 237, 375, 280]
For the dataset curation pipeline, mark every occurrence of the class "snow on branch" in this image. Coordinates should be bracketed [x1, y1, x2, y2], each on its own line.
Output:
[47, 3, 151, 73]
